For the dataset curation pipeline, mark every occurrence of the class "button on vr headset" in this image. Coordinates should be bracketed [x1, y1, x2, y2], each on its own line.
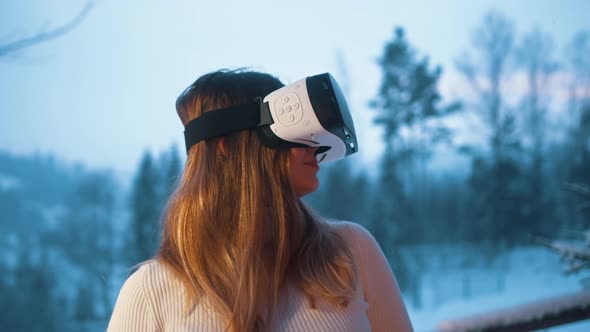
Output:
[183, 73, 358, 163]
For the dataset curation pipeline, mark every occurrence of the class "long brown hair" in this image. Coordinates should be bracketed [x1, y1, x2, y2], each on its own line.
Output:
[158, 69, 356, 331]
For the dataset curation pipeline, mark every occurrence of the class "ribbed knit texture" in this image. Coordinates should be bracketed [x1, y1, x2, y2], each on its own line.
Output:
[108, 221, 414, 331]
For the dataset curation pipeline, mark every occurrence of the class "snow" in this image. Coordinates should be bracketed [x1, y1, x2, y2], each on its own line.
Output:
[0, 172, 21, 191]
[403, 246, 590, 332]
[39, 205, 67, 229]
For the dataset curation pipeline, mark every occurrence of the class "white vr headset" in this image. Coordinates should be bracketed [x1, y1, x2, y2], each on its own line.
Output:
[183, 73, 358, 163]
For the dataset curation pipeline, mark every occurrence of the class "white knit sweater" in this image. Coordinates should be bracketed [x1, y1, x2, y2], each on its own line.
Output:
[107, 221, 414, 331]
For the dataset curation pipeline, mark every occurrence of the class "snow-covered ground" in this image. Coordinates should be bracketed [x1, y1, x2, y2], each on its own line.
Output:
[0, 172, 21, 191]
[402, 246, 590, 331]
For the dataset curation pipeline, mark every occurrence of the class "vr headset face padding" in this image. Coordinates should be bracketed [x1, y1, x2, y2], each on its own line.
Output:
[183, 73, 358, 164]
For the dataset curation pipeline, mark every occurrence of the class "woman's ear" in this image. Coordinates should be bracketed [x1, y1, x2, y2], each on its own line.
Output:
[217, 137, 227, 158]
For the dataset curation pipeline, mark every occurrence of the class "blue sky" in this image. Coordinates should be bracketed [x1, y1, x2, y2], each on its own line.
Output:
[1, 0, 589, 175]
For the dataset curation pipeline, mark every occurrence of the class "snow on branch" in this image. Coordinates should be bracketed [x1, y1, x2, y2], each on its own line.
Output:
[565, 182, 590, 213]
[541, 182, 590, 285]
[436, 291, 590, 332]
[539, 237, 590, 276]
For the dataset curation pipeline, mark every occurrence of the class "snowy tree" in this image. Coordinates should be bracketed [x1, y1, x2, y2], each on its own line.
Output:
[54, 171, 117, 325]
[515, 27, 560, 236]
[370, 27, 460, 308]
[0, 248, 61, 331]
[158, 143, 183, 200]
[543, 230, 590, 287]
[542, 183, 590, 288]
[370, 26, 460, 245]
[455, 10, 531, 246]
[564, 33, 590, 224]
[129, 151, 162, 264]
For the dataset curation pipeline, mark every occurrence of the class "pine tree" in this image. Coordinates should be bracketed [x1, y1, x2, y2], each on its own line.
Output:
[565, 31, 590, 226]
[370, 27, 460, 307]
[129, 150, 161, 264]
[160, 144, 183, 201]
[371, 27, 460, 245]
[1, 251, 60, 331]
[54, 171, 117, 325]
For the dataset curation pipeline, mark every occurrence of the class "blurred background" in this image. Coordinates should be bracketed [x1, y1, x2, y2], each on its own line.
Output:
[1, 0, 589, 331]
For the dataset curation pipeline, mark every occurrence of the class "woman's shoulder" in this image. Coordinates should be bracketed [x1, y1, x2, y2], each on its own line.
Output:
[113, 259, 181, 306]
[117, 259, 184, 304]
[125, 259, 173, 282]
[327, 220, 382, 256]
[327, 220, 376, 244]
[109, 259, 184, 330]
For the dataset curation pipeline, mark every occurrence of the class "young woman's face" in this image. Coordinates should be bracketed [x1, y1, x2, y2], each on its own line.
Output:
[289, 147, 320, 197]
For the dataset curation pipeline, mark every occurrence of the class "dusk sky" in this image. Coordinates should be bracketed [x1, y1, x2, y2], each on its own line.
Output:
[1, 0, 589, 176]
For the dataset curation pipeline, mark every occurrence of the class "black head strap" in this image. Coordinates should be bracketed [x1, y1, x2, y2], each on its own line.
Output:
[183, 99, 273, 153]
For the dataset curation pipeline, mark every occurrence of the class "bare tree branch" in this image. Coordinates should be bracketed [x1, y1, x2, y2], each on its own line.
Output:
[0, 1, 93, 57]
[454, 10, 515, 132]
[455, 53, 484, 98]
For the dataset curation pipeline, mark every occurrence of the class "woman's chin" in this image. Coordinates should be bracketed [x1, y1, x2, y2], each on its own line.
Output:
[294, 181, 319, 197]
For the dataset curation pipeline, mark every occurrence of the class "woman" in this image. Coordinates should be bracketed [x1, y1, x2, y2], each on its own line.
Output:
[108, 69, 413, 332]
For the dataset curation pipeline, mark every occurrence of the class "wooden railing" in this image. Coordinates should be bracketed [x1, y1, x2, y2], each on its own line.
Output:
[436, 291, 590, 332]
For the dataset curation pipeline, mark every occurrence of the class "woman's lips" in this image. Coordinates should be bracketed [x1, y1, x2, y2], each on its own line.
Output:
[304, 162, 319, 170]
